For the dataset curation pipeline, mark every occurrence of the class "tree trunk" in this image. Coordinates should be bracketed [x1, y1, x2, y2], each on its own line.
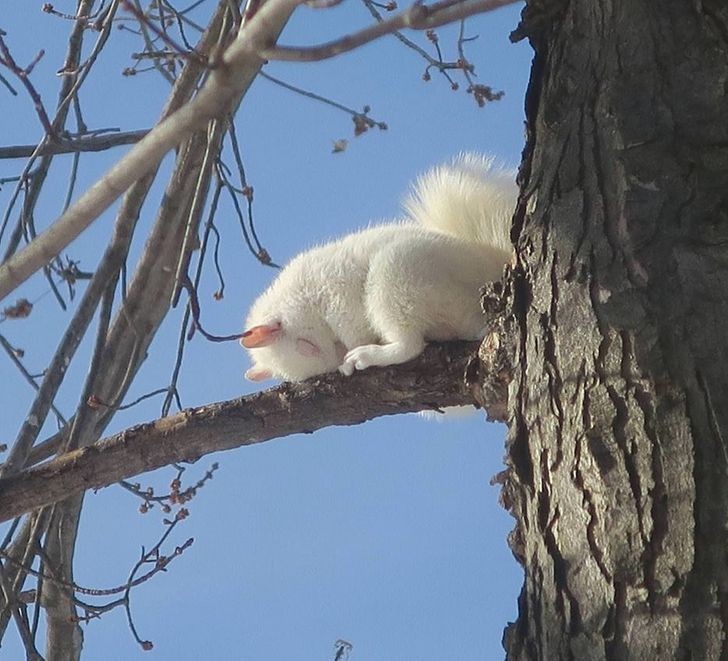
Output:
[503, 1, 728, 658]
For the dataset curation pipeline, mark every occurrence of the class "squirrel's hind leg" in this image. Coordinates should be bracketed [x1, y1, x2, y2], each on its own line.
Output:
[338, 236, 477, 376]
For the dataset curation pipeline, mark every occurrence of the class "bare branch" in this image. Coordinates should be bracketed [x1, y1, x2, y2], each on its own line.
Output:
[1, 0, 120, 267]
[0, 333, 68, 427]
[1, 529, 191, 599]
[261, 0, 519, 62]
[0, 35, 54, 137]
[121, 462, 219, 508]
[0, 560, 43, 660]
[161, 181, 225, 417]
[0, 0, 517, 301]
[0, 0, 300, 302]
[456, 20, 503, 105]
[361, 0, 468, 93]
[0, 341, 507, 522]
[0, 130, 150, 160]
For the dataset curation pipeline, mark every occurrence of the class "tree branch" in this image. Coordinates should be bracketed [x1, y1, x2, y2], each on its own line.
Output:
[0, 0, 300, 302]
[261, 0, 518, 62]
[0, 341, 507, 523]
[0, 130, 150, 160]
[0, 0, 518, 301]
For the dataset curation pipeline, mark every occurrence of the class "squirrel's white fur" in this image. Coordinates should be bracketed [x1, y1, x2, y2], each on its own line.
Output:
[241, 154, 515, 382]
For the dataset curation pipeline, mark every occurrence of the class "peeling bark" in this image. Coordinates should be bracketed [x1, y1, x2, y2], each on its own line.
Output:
[504, 1, 728, 658]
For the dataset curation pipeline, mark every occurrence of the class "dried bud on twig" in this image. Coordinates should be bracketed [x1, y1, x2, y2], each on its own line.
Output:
[1, 298, 33, 320]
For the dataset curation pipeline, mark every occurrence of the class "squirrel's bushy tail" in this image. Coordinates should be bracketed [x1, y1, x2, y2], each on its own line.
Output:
[403, 153, 515, 254]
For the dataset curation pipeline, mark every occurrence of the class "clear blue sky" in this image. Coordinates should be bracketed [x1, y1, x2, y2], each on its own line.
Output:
[1, 2, 530, 658]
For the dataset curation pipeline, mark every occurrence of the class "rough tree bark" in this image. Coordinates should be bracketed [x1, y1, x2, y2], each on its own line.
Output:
[503, 1, 728, 658]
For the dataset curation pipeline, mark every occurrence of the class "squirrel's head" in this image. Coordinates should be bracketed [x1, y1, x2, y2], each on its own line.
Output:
[241, 318, 346, 382]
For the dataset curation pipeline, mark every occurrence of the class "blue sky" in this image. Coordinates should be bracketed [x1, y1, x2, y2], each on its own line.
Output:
[1, 1, 530, 658]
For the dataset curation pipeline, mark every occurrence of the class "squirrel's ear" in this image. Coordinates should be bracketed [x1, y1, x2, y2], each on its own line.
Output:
[245, 366, 274, 381]
[241, 321, 283, 348]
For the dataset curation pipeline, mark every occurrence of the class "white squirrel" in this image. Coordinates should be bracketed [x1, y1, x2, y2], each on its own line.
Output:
[241, 154, 515, 382]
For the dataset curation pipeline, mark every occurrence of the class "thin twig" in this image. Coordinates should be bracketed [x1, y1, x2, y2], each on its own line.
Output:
[207, 219, 226, 299]
[122, 516, 193, 650]
[162, 181, 225, 417]
[128, 0, 178, 83]
[0, 129, 150, 160]
[0, 560, 43, 660]
[1, 0, 120, 265]
[361, 0, 459, 82]
[1, 532, 192, 599]
[179, 275, 244, 342]
[225, 121, 263, 255]
[0, 35, 54, 137]
[456, 19, 503, 105]
[260, 70, 388, 133]
[122, 0, 207, 68]
[120, 462, 219, 509]
[0, 333, 67, 427]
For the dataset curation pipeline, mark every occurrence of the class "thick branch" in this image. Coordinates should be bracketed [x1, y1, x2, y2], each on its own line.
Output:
[0, 341, 506, 522]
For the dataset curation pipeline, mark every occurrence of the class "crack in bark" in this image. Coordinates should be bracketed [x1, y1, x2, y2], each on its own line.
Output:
[603, 579, 629, 658]
[546, 253, 565, 427]
[696, 370, 728, 467]
[543, 505, 582, 640]
[629, 354, 669, 614]
[510, 266, 536, 492]
[606, 381, 648, 546]
[572, 431, 612, 583]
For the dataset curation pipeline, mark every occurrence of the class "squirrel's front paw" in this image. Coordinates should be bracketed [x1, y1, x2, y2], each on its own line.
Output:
[339, 345, 381, 375]
[338, 360, 355, 376]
